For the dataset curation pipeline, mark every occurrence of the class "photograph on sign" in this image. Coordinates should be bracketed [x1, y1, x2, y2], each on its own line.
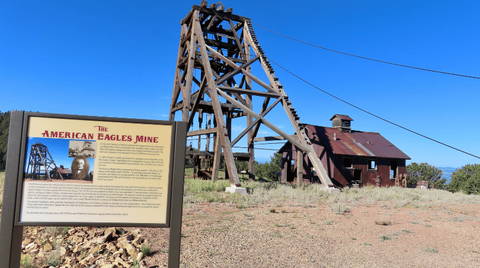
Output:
[19, 116, 173, 226]
[25, 138, 95, 182]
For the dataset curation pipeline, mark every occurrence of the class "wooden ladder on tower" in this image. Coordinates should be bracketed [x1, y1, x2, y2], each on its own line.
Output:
[169, 1, 334, 188]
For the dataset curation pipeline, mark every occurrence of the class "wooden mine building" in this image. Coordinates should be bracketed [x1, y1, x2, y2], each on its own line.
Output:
[279, 114, 410, 187]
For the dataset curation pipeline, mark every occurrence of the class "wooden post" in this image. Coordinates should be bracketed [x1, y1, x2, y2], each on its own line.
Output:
[205, 113, 211, 151]
[211, 132, 221, 182]
[244, 33, 255, 180]
[197, 112, 203, 151]
[193, 13, 240, 187]
[297, 149, 304, 187]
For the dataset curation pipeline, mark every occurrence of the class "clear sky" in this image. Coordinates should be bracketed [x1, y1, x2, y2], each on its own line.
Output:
[1, 1, 479, 169]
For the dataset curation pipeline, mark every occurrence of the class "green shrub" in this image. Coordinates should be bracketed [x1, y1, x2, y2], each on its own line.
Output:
[20, 254, 35, 268]
[46, 249, 62, 267]
[141, 244, 152, 256]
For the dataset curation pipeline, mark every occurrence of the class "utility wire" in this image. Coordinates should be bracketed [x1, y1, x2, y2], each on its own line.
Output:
[267, 57, 480, 160]
[252, 22, 480, 80]
[187, 137, 289, 152]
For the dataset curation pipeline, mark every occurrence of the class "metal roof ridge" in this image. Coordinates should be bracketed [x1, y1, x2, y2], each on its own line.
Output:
[352, 140, 375, 157]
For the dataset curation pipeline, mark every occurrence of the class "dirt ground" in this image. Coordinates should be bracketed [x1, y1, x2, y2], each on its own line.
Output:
[138, 201, 480, 267]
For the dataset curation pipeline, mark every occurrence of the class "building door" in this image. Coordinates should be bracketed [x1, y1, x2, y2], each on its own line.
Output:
[354, 169, 362, 184]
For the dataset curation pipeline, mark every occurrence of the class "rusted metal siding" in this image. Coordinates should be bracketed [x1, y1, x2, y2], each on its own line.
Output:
[280, 124, 409, 187]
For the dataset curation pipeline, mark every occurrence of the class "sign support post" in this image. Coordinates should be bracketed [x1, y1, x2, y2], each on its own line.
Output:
[168, 121, 187, 268]
[0, 111, 24, 268]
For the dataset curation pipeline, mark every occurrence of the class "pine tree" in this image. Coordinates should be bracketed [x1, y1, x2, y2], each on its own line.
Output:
[0, 111, 11, 171]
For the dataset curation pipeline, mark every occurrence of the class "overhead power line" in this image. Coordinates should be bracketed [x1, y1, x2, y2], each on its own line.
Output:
[253, 22, 480, 80]
[267, 57, 480, 160]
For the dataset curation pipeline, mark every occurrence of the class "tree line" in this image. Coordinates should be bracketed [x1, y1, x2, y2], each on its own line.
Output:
[405, 162, 480, 194]
[0, 111, 10, 171]
[1, 110, 479, 195]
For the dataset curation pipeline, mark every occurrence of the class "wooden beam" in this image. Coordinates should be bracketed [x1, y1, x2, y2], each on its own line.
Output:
[192, 5, 248, 22]
[205, 45, 277, 93]
[212, 71, 248, 107]
[211, 132, 222, 182]
[254, 136, 290, 142]
[194, 13, 241, 187]
[252, 97, 270, 139]
[297, 150, 304, 187]
[187, 78, 207, 128]
[195, 51, 246, 64]
[215, 87, 308, 152]
[205, 39, 238, 50]
[231, 118, 261, 146]
[228, 19, 245, 59]
[187, 127, 218, 137]
[230, 96, 281, 146]
[170, 23, 189, 121]
[217, 86, 280, 98]
[244, 33, 255, 181]
[215, 55, 259, 85]
[182, 28, 197, 121]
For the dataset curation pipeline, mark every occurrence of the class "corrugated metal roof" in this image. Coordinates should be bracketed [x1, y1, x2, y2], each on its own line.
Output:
[305, 125, 410, 159]
[57, 167, 72, 174]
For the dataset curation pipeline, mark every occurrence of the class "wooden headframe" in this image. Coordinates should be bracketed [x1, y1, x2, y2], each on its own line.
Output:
[170, 1, 334, 187]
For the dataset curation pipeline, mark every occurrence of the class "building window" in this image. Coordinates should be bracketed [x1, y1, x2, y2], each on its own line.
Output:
[390, 161, 398, 179]
[343, 158, 353, 168]
[368, 160, 377, 170]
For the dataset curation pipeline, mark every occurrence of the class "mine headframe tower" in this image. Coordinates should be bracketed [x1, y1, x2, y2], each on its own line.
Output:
[25, 142, 62, 180]
[169, 1, 334, 188]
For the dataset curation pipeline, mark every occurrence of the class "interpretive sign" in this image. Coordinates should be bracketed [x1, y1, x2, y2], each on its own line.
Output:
[21, 116, 173, 226]
[0, 111, 187, 268]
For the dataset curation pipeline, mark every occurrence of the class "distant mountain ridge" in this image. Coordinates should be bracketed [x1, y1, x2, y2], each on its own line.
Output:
[437, 167, 458, 182]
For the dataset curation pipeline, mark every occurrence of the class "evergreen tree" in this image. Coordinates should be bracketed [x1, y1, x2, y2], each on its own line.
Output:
[264, 152, 282, 181]
[448, 164, 480, 194]
[406, 162, 447, 189]
[0, 111, 11, 171]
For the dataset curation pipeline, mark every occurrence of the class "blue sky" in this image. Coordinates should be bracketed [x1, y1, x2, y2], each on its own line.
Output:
[1, 1, 479, 169]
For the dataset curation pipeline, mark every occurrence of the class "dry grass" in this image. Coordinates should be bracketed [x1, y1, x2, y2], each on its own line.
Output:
[183, 179, 480, 209]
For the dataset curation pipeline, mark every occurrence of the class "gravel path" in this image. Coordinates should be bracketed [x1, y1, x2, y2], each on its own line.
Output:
[141, 201, 480, 267]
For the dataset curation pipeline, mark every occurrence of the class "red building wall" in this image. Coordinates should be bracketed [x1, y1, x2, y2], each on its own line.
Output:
[281, 144, 407, 187]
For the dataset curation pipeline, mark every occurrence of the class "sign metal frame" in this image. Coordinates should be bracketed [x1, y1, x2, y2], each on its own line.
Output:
[0, 111, 187, 268]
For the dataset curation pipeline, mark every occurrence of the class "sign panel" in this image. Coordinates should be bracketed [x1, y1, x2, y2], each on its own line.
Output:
[19, 116, 173, 226]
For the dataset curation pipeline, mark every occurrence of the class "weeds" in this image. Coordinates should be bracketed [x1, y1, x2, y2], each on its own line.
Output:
[132, 260, 141, 268]
[20, 254, 35, 268]
[378, 235, 393, 242]
[141, 244, 152, 256]
[46, 249, 62, 267]
[45, 227, 63, 239]
[330, 203, 350, 214]
[423, 247, 439, 253]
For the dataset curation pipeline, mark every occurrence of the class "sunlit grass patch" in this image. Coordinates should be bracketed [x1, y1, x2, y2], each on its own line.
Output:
[182, 178, 480, 209]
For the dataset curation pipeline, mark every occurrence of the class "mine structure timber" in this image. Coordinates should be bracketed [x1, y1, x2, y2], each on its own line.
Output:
[170, 1, 334, 188]
[25, 142, 63, 180]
